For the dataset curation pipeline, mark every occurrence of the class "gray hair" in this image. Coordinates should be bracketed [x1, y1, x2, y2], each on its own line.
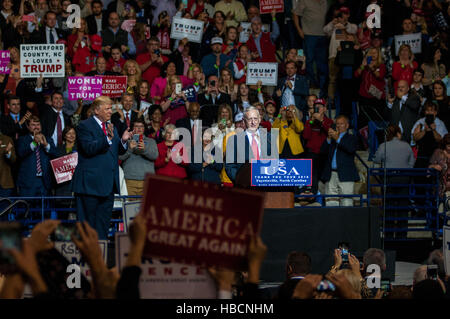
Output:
[244, 106, 259, 119]
[162, 124, 176, 137]
[363, 248, 386, 269]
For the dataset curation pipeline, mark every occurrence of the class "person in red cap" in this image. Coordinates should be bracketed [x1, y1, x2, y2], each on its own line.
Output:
[264, 100, 277, 124]
[302, 98, 333, 194]
[68, 18, 103, 74]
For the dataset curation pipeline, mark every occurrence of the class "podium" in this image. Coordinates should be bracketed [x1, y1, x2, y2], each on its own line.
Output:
[235, 163, 295, 209]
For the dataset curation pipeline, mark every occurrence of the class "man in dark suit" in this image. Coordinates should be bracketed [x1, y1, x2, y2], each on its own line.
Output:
[86, 0, 109, 35]
[175, 102, 201, 143]
[31, 11, 65, 44]
[321, 115, 359, 207]
[387, 79, 421, 144]
[72, 96, 132, 240]
[36, 91, 71, 148]
[111, 93, 138, 137]
[273, 61, 309, 114]
[85, 57, 118, 76]
[225, 106, 277, 184]
[0, 133, 16, 198]
[198, 75, 231, 128]
[0, 95, 30, 142]
[16, 116, 58, 197]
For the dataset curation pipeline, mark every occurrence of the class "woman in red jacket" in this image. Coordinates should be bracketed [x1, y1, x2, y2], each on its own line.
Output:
[392, 44, 418, 94]
[155, 124, 187, 179]
[354, 46, 387, 128]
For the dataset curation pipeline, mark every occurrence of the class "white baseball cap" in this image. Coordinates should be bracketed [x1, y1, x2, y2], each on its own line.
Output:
[211, 37, 223, 45]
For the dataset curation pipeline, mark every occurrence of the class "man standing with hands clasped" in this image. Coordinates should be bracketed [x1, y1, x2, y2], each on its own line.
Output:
[320, 115, 359, 207]
[72, 96, 132, 240]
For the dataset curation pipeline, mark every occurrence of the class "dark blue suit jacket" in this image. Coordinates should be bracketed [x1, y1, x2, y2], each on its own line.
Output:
[72, 117, 126, 197]
[225, 129, 275, 183]
[16, 135, 58, 190]
[320, 132, 360, 183]
[273, 74, 309, 111]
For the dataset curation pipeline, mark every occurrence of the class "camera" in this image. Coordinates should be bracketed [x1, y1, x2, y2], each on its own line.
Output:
[317, 280, 336, 292]
[210, 80, 216, 87]
[51, 222, 80, 242]
[338, 242, 350, 265]
[0, 222, 23, 273]
[154, 49, 161, 56]
[427, 265, 438, 280]
[425, 114, 435, 126]
[314, 106, 319, 113]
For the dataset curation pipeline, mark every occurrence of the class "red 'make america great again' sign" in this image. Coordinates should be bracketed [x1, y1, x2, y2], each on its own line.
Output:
[140, 175, 265, 270]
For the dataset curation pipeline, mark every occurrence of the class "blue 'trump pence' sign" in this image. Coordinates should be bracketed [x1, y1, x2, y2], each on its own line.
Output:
[251, 159, 312, 187]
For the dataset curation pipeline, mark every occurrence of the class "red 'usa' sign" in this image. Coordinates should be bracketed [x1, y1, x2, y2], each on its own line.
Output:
[259, 0, 284, 14]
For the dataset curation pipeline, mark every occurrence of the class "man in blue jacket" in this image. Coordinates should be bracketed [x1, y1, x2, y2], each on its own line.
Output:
[16, 116, 58, 197]
[201, 37, 234, 78]
[320, 115, 359, 207]
[72, 96, 132, 239]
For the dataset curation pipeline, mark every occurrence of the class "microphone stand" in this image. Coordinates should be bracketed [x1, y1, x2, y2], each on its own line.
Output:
[358, 104, 388, 248]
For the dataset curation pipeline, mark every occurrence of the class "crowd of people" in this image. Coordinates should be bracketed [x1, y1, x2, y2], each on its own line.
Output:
[0, 0, 449, 300]
[0, 0, 449, 208]
[0, 218, 448, 299]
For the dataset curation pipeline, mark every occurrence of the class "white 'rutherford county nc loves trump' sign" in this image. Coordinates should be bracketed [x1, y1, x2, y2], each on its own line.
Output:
[170, 17, 204, 43]
[20, 44, 65, 78]
[246, 62, 278, 86]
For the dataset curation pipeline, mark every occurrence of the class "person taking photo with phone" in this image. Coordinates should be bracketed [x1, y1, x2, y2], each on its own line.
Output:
[411, 101, 448, 168]
[119, 119, 158, 196]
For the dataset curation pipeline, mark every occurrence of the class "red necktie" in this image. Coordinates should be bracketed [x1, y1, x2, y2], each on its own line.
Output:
[56, 112, 62, 146]
[126, 112, 130, 127]
[251, 133, 259, 160]
[36, 146, 42, 175]
[102, 122, 107, 136]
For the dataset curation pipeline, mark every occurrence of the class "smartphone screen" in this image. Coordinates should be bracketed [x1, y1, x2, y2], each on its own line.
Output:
[133, 134, 140, 143]
[52, 223, 79, 242]
[427, 265, 438, 280]
[175, 83, 182, 94]
[297, 49, 304, 57]
[0, 222, 23, 272]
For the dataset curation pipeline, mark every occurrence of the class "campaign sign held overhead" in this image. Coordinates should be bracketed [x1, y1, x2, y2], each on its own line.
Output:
[251, 159, 312, 187]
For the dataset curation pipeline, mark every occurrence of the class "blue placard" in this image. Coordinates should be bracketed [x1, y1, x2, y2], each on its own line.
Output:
[251, 159, 312, 187]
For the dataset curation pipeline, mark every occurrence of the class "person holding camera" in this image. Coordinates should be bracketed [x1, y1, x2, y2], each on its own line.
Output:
[272, 104, 304, 159]
[198, 75, 232, 128]
[136, 36, 169, 89]
[119, 119, 158, 197]
[302, 98, 333, 194]
[411, 101, 448, 168]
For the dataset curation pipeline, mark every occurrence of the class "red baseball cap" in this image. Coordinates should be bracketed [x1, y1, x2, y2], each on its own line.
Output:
[314, 98, 327, 106]
[339, 7, 350, 15]
[90, 34, 102, 52]
[264, 99, 276, 108]
[413, 9, 424, 16]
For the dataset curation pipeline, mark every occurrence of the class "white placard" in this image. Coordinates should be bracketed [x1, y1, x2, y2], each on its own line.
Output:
[122, 201, 141, 233]
[115, 233, 217, 299]
[20, 44, 65, 78]
[394, 33, 422, 55]
[54, 240, 108, 280]
[246, 62, 278, 86]
[239, 22, 270, 43]
[444, 225, 450, 276]
[170, 17, 204, 43]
